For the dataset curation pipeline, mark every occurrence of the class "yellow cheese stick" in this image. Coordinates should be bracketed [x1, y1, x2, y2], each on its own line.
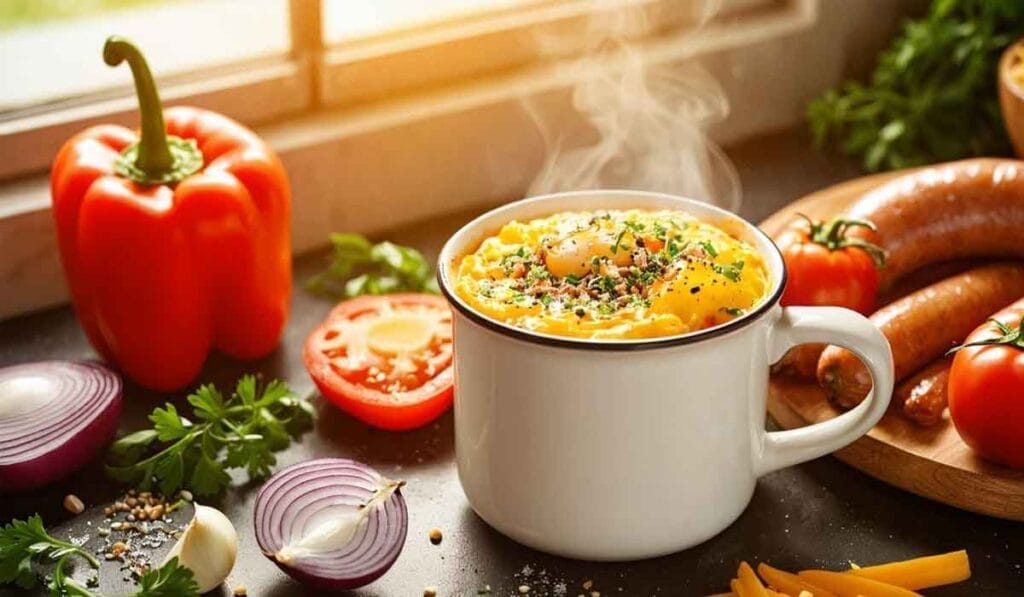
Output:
[736, 562, 770, 597]
[758, 563, 837, 597]
[798, 570, 923, 597]
[847, 550, 971, 590]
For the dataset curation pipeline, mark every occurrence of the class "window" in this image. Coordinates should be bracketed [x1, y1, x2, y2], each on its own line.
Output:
[316, 0, 718, 106]
[0, 0, 290, 113]
[0, 0, 796, 181]
[0, 0, 308, 181]
[322, 0, 539, 43]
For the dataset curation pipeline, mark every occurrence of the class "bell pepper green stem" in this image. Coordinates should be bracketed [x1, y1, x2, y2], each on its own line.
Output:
[104, 36, 172, 175]
[103, 36, 203, 186]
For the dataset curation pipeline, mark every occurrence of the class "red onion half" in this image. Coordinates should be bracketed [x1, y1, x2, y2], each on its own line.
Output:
[253, 458, 408, 591]
[0, 361, 122, 493]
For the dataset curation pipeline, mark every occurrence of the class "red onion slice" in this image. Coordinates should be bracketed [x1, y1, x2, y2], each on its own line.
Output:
[0, 361, 122, 493]
[253, 458, 408, 591]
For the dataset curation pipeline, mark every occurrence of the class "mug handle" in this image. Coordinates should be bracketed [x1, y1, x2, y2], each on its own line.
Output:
[754, 306, 894, 476]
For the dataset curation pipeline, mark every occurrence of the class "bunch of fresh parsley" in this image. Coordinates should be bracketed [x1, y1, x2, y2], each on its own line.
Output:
[808, 0, 1024, 171]
[106, 375, 314, 497]
[306, 233, 439, 299]
[0, 514, 198, 596]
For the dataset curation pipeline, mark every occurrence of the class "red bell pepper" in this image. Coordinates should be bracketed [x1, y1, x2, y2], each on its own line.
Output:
[50, 37, 291, 391]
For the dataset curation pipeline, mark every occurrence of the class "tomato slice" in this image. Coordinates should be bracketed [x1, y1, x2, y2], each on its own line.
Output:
[303, 294, 454, 431]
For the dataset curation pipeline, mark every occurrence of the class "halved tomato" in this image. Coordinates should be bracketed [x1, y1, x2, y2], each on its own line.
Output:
[303, 294, 454, 431]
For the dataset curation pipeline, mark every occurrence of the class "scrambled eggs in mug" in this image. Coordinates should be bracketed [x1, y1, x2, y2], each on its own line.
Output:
[453, 209, 770, 339]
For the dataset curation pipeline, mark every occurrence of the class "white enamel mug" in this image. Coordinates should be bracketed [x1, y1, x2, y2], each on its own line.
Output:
[437, 190, 893, 561]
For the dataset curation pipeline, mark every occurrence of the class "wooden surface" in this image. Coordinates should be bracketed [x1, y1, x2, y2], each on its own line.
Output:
[761, 170, 1024, 522]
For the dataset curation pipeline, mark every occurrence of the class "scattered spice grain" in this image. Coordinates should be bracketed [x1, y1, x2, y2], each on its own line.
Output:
[63, 494, 85, 515]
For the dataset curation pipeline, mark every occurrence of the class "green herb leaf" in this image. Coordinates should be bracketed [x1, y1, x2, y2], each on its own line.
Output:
[0, 515, 99, 590]
[808, 0, 1024, 171]
[233, 375, 257, 407]
[712, 261, 743, 282]
[152, 450, 185, 497]
[45, 552, 198, 597]
[699, 241, 718, 257]
[49, 555, 100, 597]
[149, 405, 190, 442]
[105, 376, 313, 496]
[611, 228, 629, 254]
[0, 521, 192, 596]
[188, 452, 231, 499]
[187, 384, 226, 421]
[307, 233, 437, 299]
[132, 557, 199, 597]
[105, 430, 159, 466]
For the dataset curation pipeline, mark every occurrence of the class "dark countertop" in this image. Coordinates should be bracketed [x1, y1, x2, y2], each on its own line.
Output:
[2, 130, 1021, 596]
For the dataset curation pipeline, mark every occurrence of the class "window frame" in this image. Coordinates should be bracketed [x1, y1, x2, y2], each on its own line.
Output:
[316, 0, 789, 107]
[0, 0, 320, 182]
[0, 0, 791, 182]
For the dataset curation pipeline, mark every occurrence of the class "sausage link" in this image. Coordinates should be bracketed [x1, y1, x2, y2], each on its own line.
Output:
[846, 159, 1024, 289]
[897, 359, 951, 427]
[817, 263, 1024, 408]
[774, 263, 983, 380]
[773, 344, 824, 378]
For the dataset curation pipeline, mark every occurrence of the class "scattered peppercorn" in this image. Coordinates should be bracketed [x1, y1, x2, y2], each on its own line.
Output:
[429, 527, 443, 545]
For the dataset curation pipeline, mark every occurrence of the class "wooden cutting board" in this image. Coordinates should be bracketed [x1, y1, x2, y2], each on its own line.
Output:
[761, 171, 1024, 521]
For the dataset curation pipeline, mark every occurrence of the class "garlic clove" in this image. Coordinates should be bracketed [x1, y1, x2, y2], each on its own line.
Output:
[163, 504, 238, 593]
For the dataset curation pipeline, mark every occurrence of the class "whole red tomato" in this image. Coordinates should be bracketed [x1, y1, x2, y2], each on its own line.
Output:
[776, 215, 885, 315]
[948, 300, 1024, 469]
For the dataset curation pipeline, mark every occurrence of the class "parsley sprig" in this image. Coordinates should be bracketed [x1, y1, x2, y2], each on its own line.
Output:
[106, 375, 314, 497]
[306, 233, 438, 299]
[0, 514, 98, 589]
[49, 556, 197, 597]
[123, 557, 198, 597]
[0, 515, 198, 596]
[808, 0, 1024, 171]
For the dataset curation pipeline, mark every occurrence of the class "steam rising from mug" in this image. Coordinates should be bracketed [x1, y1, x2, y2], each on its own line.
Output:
[526, 0, 741, 212]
